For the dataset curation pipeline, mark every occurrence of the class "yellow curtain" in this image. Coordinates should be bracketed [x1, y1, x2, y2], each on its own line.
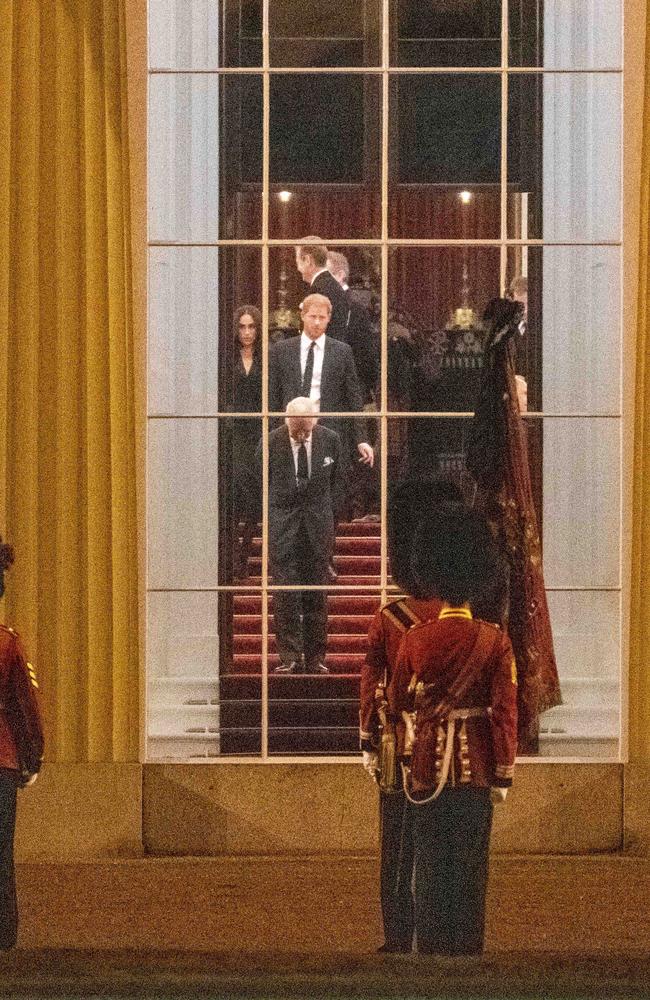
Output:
[0, 0, 139, 762]
[631, 5, 650, 762]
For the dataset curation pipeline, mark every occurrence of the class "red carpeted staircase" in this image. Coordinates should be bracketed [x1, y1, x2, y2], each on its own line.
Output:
[220, 521, 381, 754]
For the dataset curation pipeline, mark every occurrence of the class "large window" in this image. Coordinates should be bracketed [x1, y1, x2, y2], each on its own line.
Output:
[147, 1, 623, 761]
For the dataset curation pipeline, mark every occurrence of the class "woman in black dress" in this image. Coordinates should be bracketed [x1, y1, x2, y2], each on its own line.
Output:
[233, 305, 262, 580]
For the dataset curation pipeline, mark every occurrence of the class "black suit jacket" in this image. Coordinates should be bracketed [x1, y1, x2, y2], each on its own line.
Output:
[344, 290, 379, 400]
[309, 270, 349, 342]
[258, 424, 342, 569]
[268, 335, 368, 451]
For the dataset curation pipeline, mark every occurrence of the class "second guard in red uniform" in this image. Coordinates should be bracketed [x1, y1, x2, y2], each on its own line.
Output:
[388, 507, 517, 956]
[359, 481, 466, 953]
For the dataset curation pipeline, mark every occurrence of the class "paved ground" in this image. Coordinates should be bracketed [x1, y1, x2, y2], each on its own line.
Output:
[0, 854, 649, 997]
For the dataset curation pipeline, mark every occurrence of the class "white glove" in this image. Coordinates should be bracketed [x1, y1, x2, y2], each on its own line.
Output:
[23, 773, 38, 788]
[362, 751, 379, 778]
[490, 786, 508, 805]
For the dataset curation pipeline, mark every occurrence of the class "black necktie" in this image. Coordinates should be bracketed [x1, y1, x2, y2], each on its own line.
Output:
[297, 443, 309, 485]
[302, 342, 315, 396]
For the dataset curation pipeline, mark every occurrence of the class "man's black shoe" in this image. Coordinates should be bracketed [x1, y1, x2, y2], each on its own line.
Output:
[305, 661, 329, 675]
[274, 661, 299, 674]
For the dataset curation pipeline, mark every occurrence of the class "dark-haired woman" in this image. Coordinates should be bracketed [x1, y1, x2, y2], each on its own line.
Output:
[388, 507, 517, 956]
[359, 481, 463, 953]
[0, 539, 44, 949]
[233, 306, 263, 580]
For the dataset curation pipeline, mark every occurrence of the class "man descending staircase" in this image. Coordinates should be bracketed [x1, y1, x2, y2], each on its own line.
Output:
[220, 519, 381, 754]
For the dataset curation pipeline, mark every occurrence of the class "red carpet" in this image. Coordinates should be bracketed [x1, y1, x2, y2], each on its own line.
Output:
[222, 521, 381, 754]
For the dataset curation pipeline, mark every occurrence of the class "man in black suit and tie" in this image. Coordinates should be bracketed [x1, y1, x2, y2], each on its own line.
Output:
[258, 397, 342, 675]
[327, 250, 379, 404]
[269, 293, 374, 472]
[295, 238, 349, 343]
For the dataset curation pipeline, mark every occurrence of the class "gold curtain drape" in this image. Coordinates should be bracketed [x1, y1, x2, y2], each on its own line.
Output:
[630, 4, 650, 762]
[0, 0, 138, 762]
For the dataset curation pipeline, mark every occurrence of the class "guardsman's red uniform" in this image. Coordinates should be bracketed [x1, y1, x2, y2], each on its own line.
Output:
[389, 609, 517, 789]
[0, 625, 44, 776]
[359, 596, 442, 752]
[0, 624, 44, 951]
[387, 606, 518, 958]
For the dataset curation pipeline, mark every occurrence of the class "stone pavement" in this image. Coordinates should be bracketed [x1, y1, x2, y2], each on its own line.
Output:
[0, 854, 649, 997]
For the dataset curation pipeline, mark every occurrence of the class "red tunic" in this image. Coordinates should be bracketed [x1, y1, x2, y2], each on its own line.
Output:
[0, 625, 44, 774]
[388, 614, 517, 788]
[359, 596, 442, 751]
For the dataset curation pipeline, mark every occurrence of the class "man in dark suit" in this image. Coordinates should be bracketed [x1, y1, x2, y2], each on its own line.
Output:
[327, 250, 379, 403]
[269, 293, 374, 472]
[258, 398, 342, 675]
[295, 238, 349, 342]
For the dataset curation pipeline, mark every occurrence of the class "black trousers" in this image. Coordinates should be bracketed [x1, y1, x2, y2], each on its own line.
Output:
[379, 788, 414, 950]
[271, 533, 329, 668]
[0, 769, 18, 950]
[410, 786, 493, 955]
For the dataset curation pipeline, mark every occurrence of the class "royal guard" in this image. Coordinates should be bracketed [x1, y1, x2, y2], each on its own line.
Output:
[387, 504, 517, 956]
[0, 538, 44, 950]
[359, 481, 464, 953]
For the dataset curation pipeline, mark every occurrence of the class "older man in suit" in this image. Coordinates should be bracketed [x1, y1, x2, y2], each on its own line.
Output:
[258, 398, 342, 675]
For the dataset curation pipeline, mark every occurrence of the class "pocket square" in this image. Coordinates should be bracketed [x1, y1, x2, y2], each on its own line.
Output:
[323, 456, 334, 467]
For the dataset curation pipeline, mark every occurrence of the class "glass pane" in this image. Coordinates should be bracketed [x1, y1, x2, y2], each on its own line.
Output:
[148, 73, 219, 242]
[220, 588, 265, 755]
[388, 247, 501, 413]
[392, 0, 502, 67]
[221, 0, 262, 67]
[509, 0, 621, 69]
[541, 591, 620, 758]
[147, 591, 263, 760]
[215, 418, 263, 587]
[148, 246, 219, 415]
[390, 75, 501, 238]
[268, 75, 381, 238]
[148, 74, 262, 242]
[267, 591, 381, 755]
[508, 73, 621, 241]
[541, 417, 620, 589]
[148, 248, 264, 416]
[386, 415, 476, 488]
[148, 419, 219, 589]
[389, 186, 501, 241]
[149, 0, 219, 69]
[505, 246, 621, 415]
[270, 0, 382, 66]
[268, 245, 380, 406]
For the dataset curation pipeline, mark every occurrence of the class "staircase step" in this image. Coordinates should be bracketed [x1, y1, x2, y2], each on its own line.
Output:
[247, 556, 381, 576]
[219, 673, 360, 700]
[233, 595, 384, 615]
[233, 614, 374, 635]
[244, 536, 380, 557]
[243, 576, 382, 587]
[220, 727, 359, 755]
[230, 652, 366, 674]
[233, 634, 369, 654]
[220, 698, 359, 729]
[334, 520, 381, 536]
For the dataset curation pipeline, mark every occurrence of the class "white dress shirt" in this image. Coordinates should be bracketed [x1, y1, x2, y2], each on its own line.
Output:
[290, 433, 312, 479]
[300, 332, 325, 406]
